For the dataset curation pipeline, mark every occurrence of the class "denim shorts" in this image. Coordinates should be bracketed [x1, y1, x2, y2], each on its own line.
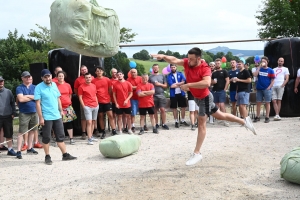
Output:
[229, 91, 237, 102]
[256, 89, 272, 102]
[130, 99, 139, 116]
[237, 91, 249, 106]
[212, 90, 226, 103]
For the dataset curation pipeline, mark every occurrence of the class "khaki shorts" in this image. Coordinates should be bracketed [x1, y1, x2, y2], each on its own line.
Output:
[19, 112, 38, 133]
[272, 86, 285, 100]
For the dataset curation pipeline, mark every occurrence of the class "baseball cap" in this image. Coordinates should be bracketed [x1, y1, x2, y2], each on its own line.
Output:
[21, 71, 31, 77]
[41, 69, 51, 77]
[0, 76, 4, 81]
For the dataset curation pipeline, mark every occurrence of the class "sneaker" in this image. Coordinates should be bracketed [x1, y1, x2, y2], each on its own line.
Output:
[277, 116, 281, 120]
[70, 138, 75, 145]
[144, 125, 148, 131]
[91, 136, 98, 142]
[128, 129, 133, 135]
[244, 116, 257, 135]
[223, 121, 230, 127]
[155, 124, 159, 129]
[93, 129, 100, 137]
[87, 138, 94, 145]
[139, 130, 144, 135]
[131, 127, 136, 133]
[0, 146, 8, 151]
[153, 128, 159, 134]
[62, 153, 77, 161]
[175, 122, 179, 128]
[45, 155, 52, 165]
[274, 115, 281, 121]
[123, 128, 128, 133]
[118, 130, 123, 135]
[100, 132, 106, 139]
[162, 124, 169, 130]
[181, 121, 189, 126]
[16, 151, 22, 159]
[186, 153, 203, 166]
[34, 142, 43, 148]
[81, 132, 87, 140]
[7, 149, 17, 156]
[191, 125, 196, 131]
[27, 148, 38, 155]
[264, 117, 270, 123]
[21, 144, 28, 151]
[253, 117, 260, 122]
[112, 129, 117, 136]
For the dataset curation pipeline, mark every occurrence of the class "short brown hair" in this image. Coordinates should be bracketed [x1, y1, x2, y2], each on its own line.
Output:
[261, 56, 269, 63]
[215, 58, 221, 62]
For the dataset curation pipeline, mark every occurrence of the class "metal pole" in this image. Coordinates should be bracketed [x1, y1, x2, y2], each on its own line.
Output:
[78, 54, 82, 77]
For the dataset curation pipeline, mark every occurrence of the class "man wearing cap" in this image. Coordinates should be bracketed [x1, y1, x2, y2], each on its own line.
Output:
[0, 76, 17, 156]
[34, 69, 77, 165]
[15, 71, 40, 159]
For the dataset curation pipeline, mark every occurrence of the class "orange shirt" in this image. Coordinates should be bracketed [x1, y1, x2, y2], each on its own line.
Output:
[136, 83, 155, 108]
[110, 78, 118, 103]
[183, 58, 211, 99]
[127, 76, 142, 100]
[92, 77, 111, 104]
[74, 75, 94, 90]
[78, 83, 98, 108]
[52, 77, 58, 83]
[56, 82, 72, 109]
[112, 81, 132, 108]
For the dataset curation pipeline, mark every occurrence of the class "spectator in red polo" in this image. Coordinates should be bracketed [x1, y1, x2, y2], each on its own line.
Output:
[74, 65, 94, 139]
[113, 71, 133, 134]
[78, 73, 99, 145]
[127, 69, 142, 133]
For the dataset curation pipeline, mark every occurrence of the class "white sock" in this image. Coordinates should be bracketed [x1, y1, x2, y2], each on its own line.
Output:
[175, 119, 178, 122]
[132, 123, 135, 127]
[8, 147, 12, 151]
[181, 118, 185, 122]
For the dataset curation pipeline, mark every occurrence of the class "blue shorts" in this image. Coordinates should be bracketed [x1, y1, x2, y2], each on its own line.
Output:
[212, 90, 226, 103]
[256, 89, 272, 102]
[237, 92, 249, 106]
[229, 91, 237, 102]
[130, 100, 139, 116]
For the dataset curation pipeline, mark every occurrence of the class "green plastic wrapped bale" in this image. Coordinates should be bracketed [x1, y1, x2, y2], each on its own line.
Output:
[50, 0, 120, 57]
[99, 135, 141, 158]
[280, 147, 300, 184]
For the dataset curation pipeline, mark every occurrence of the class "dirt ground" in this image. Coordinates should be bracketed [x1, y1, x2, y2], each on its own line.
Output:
[0, 114, 300, 200]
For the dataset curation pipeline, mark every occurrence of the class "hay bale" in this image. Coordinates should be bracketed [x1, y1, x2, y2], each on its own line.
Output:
[280, 147, 300, 184]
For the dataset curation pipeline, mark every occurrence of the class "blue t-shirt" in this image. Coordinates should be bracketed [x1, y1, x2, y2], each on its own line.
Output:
[256, 67, 275, 90]
[228, 69, 239, 91]
[16, 84, 36, 113]
[34, 82, 61, 120]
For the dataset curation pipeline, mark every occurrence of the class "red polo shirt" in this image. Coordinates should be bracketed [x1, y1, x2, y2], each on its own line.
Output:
[92, 76, 112, 104]
[112, 81, 132, 108]
[78, 83, 98, 108]
[127, 76, 142, 100]
[136, 83, 155, 108]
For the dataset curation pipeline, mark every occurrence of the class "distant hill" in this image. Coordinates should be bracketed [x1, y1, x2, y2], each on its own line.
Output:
[206, 46, 263, 57]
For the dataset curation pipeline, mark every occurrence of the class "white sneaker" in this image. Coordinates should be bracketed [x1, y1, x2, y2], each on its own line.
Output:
[277, 115, 281, 120]
[223, 121, 230, 127]
[87, 139, 94, 145]
[128, 129, 133, 135]
[244, 116, 257, 135]
[91, 137, 98, 142]
[186, 153, 203, 166]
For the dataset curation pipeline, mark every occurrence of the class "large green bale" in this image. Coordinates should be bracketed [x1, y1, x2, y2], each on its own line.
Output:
[99, 135, 141, 158]
[280, 147, 300, 184]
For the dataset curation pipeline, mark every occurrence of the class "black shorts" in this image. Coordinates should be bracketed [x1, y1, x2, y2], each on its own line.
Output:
[0, 116, 13, 138]
[139, 107, 155, 115]
[111, 103, 117, 113]
[98, 103, 112, 113]
[115, 107, 131, 115]
[170, 94, 187, 108]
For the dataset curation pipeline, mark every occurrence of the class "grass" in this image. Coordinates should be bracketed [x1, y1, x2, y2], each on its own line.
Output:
[130, 59, 184, 74]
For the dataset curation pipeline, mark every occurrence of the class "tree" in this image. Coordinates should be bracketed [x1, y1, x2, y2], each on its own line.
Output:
[225, 51, 236, 62]
[246, 56, 255, 65]
[157, 50, 166, 54]
[120, 27, 138, 44]
[256, 0, 300, 38]
[166, 50, 173, 56]
[133, 49, 150, 60]
[172, 52, 181, 59]
[28, 24, 59, 50]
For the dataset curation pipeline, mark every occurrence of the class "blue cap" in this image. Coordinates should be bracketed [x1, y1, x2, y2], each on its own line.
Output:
[41, 69, 51, 77]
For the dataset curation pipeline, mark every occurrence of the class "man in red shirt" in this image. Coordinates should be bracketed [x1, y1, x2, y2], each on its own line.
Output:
[78, 73, 99, 145]
[112, 71, 133, 134]
[52, 66, 62, 83]
[136, 74, 158, 135]
[92, 66, 117, 138]
[127, 69, 142, 133]
[74, 65, 95, 139]
[151, 47, 256, 166]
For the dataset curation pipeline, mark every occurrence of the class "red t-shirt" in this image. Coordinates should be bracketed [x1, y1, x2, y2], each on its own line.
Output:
[56, 82, 72, 109]
[52, 77, 58, 83]
[92, 77, 112, 104]
[127, 76, 142, 100]
[110, 78, 118, 103]
[74, 75, 94, 90]
[136, 83, 155, 108]
[183, 58, 211, 99]
[112, 81, 132, 108]
[78, 83, 98, 108]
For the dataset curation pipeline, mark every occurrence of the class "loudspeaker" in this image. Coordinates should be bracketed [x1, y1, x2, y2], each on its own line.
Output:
[29, 63, 47, 85]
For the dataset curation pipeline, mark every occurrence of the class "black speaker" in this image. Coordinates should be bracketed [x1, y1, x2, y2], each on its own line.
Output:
[29, 63, 47, 86]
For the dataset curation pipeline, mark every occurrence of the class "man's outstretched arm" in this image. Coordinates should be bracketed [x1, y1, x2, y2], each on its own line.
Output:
[151, 54, 184, 66]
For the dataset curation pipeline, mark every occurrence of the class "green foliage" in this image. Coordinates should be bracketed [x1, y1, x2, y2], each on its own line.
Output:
[133, 49, 150, 60]
[246, 56, 255, 65]
[256, 0, 300, 38]
[4, 79, 21, 96]
[120, 27, 138, 44]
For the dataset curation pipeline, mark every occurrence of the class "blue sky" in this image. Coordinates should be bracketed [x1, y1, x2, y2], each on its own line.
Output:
[0, 0, 266, 57]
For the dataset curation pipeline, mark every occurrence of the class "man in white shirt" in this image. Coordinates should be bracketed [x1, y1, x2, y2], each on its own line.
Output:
[294, 69, 300, 94]
[252, 62, 259, 92]
[272, 57, 289, 120]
